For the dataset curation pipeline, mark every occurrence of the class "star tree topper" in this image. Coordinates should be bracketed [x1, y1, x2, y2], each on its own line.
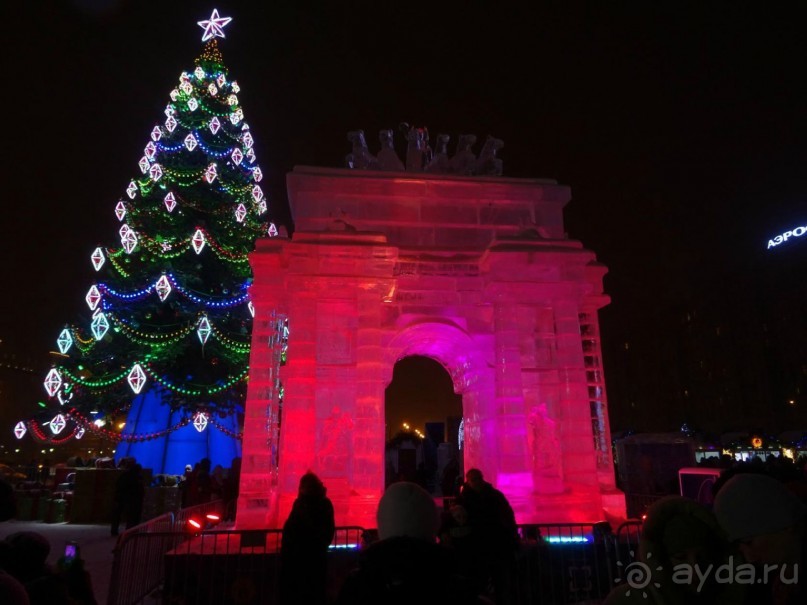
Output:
[198, 9, 232, 42]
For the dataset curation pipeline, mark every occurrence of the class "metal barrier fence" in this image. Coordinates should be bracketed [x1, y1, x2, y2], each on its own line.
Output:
[108, 522, 365, 605]
[108, 518, 644, 605]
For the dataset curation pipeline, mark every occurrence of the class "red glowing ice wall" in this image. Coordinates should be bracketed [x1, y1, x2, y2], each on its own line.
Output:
[236, 166, 625, 529]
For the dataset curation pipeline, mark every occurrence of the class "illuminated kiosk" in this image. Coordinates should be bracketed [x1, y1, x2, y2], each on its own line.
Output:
[236, 166, 625, 529]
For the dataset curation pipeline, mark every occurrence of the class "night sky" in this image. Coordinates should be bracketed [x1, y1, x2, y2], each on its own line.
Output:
[4, 2, 807, 434]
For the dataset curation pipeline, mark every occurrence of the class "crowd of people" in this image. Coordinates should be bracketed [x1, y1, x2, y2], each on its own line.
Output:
[3, 451, 807, 604]
[279, 467, 518, 604]
[277, 461, 807, 605]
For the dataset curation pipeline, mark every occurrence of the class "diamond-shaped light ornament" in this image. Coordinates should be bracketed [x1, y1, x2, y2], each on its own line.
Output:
[242, 132, 254, 149]
[191, 229, 206, 254]
[268, 223, 279, 237]
[253, 167, 263, 182]
[208, 83, 217, 96]
[85, 285, 101, 310]
[246, 148, 256, 163]
[235, 204, 247, 223]
[91, 312, 109, 340]
[204, 164, 217, 183]
[258, 199, 268, 214]
[229, 110, 241, 126]
[197, 316, 212, 344]
[188, 97, 198, 112]
[50, 414, 66, 435]
[170, 88, 179, 101]
[75, 427, 85, 440]
[121, 229, 138, 254]
[127, 363, 147, 394]
[165, 116, 177, 132]
[14, 422, 26, 440]
[164, 104, 174, 118]
[144, 141, 157, 159]
[232, 81, 240, 93]
[184, 133, 197, 151]
[151, 126, 162, 141]
[149, 163, 163, 181]
[248, 301, 255, 317]
[251, 185, 264, 202]
[127, 181, 138, 199]
[164, 192, 177, 212]
[231, 148, 243, 165]
[115, 201, 127, 221]
[194, 66, 205, 80]
[217, 73, 226, 87]
[90, 247, 105, 271]
[57, 329, 73, 354]
[180, 81, 193, 95]
[209, 116, 221, 134]
[119, 224, 131, 238]
[138, 156, 150, 174]
[44, 368, 62, 397]
[193, 412, 208, 433]
[155, 275, 172, 302]
[227, 94, 238, 106]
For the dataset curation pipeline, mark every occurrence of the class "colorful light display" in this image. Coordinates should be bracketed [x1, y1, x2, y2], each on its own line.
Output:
[30, 10, 266, 473]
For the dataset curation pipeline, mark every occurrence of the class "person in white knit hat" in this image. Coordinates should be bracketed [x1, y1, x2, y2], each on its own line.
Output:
[335, 481, 489, 604]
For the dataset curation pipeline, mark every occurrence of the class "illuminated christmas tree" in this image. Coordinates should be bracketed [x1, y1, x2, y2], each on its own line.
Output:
[25, 10, 272, 473]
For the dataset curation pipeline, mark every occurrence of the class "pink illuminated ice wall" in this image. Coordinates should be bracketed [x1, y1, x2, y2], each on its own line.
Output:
[236, 167, 625, 529]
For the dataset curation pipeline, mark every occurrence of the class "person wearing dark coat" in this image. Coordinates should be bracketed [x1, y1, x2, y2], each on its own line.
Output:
[336, 481, 487, 605]
[455, 468, 519, 604]
[280, 472, 335, 605]
[110, 459, 144, 536]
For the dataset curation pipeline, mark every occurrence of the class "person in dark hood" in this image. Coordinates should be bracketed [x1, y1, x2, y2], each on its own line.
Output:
[605, 496, 745, 605]
[280, 472, 335, 605]
[713, 473, 806, 605]
[336, 481, 487, 604]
